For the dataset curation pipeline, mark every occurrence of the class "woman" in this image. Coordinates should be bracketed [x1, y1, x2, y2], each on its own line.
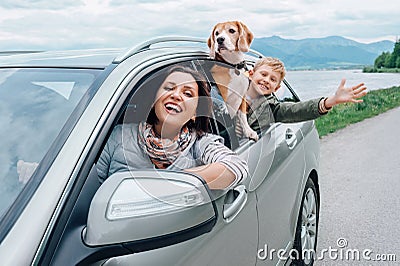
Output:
[97, 65, 248, 190]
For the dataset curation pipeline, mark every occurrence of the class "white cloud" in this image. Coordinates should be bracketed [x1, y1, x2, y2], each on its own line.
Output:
[0, 0, 398, 51]
[0, 0, 82, 10]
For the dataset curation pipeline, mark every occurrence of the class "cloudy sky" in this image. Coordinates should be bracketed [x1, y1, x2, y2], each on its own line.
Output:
[0, 0, 398, 51]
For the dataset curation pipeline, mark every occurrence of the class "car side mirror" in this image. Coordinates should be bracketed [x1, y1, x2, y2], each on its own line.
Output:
[81, 170, 217, 262]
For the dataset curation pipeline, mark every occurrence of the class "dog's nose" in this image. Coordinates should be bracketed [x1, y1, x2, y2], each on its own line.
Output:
[217, 37, 225, 44]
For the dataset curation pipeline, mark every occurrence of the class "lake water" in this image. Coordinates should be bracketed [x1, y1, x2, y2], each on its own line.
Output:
[285, 69, 400, 100]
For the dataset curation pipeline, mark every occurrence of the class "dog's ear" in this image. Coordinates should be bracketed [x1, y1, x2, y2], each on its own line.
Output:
[207, 26, 216, 58]
[237, 21, 254, 52]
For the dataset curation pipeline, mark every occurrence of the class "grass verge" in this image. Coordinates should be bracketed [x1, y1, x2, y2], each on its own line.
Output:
[315, 86, 400, 137]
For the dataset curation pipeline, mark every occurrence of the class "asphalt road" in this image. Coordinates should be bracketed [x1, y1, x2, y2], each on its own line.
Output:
[315, 107, 400, 265]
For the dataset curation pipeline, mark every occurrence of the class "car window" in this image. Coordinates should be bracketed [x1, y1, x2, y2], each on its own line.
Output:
[96, 60, 241, 183]
[0, 68, 100, 219]
[120, 60, 240, 149]
[274, 79, 300, 103]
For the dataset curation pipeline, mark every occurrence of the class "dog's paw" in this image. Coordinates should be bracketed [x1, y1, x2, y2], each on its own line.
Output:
[244, 129, 259, 142]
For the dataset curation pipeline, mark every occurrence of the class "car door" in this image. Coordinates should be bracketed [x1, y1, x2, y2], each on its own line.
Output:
[197, 59, 308, 265]
[42, 58, 258, 266]
[248, 82, 307, 265]
[100, 59, 258, 266]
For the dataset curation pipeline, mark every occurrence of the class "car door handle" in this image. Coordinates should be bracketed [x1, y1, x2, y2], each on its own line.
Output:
[223, 185, 247, 223]
[285, 128, 297, 149]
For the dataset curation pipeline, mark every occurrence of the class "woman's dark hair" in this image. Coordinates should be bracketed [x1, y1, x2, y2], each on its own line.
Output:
[146, 64, 212, 137]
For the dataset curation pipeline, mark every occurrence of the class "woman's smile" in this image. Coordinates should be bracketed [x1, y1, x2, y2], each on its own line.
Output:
[164, 102, 183, 114]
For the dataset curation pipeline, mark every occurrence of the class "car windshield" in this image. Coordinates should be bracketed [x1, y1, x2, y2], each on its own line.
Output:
[0, 68, 100, 219]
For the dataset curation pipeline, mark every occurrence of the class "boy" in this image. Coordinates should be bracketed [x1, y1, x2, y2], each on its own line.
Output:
[245, 57, 367, 133]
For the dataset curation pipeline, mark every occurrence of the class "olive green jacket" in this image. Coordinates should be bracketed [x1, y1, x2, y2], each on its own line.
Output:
[247, 94, 325, 132]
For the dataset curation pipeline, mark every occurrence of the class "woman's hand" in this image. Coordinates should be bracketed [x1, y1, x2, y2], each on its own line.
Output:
[325, 78, 368, 108]
[185, 163, 236, 190]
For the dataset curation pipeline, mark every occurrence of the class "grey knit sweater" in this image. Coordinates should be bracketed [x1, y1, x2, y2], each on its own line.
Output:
[97, 123, 248, 187]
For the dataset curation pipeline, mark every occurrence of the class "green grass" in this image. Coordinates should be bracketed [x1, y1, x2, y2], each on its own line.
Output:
[315, 86, 400, 137]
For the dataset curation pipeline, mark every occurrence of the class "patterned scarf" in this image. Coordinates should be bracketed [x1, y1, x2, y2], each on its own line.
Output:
[138, 121, 194, 169]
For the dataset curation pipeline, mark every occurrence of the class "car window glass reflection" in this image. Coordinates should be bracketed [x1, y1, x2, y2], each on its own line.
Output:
[0, 68, 99, 219]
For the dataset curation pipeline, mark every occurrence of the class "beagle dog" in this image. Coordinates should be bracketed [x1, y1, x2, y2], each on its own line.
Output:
[207, 21, 258, 141]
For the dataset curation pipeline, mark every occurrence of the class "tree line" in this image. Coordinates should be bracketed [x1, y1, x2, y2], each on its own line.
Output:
[363, 40, 400, 72]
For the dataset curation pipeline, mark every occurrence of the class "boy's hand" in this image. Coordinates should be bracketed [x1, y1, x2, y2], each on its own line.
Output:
[325, 79, 367, 108]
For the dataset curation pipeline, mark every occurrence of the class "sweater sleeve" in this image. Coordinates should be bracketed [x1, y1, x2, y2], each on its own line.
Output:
[197, 134, 249, 185]
[96, 125, 121, 183]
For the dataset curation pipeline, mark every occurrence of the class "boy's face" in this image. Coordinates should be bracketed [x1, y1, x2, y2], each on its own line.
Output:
[248, 65, 281, 96]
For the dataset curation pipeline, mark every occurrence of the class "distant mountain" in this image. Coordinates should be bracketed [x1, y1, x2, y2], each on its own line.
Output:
[251, 36, 395, 70]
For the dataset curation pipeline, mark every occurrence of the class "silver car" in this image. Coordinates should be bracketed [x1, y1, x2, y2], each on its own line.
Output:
[0, 37, 320, 266]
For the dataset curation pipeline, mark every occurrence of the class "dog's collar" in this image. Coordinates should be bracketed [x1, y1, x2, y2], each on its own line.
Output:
[213, 54, 249, 74]
[233, 61, 248, 75]
[235, 61, 247, 70]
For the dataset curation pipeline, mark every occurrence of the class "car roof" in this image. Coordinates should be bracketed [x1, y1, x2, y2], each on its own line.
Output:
[0, 47, 210, 69]
[0, 37, 210, 69]
[0, 37, 263, 69]
[0, 49, 125, 69]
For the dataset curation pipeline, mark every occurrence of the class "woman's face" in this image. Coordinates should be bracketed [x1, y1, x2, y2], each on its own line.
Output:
[153, 71, 199, 134]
